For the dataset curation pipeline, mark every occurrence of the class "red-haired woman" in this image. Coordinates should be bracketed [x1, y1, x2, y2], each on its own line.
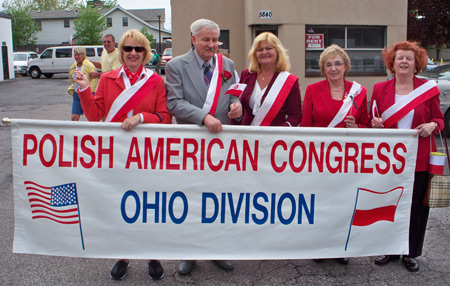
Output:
[370, 41, 443, 272]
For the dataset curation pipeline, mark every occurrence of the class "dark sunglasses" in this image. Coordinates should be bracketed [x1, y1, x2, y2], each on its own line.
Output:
[123, 46, 145, 53]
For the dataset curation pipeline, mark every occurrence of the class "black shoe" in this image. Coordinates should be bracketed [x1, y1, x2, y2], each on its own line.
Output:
[336, 258, 349, 265]
[402, 257, 419, 272]
[178, 260, 195, 275]
[374, 255, 400, 265]
[313, 259, 324, 263]
[213, 260, 234, 271]
[110, 260, 128, 280]
[148, 260, 164, 280]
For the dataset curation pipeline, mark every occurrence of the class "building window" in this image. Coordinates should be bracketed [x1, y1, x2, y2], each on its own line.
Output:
[107, 17, 112, 27]
[35, 20, 42, 31]
[305, 25, 386, 76]
[253, 26, 278, 38]
[218, 30, 230, 53]
[64, 19, 70, 28]
[122, 17, 128, 27]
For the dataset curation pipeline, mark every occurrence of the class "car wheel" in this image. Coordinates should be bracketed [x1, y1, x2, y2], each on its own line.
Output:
[30, 67, 41, 79]
[444, 111, 450, 137]
[43, 73, 54, 78]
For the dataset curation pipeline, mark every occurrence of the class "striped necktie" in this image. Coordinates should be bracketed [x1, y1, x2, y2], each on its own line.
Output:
[203, 61, 212, 88]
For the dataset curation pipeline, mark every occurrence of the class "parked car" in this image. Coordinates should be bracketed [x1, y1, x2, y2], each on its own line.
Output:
[417, 64, 450, 135]
[160, 48, 172, 74]
[27, 45, 103, 79]
[426, 57, 437, 71]
[13, 52, 38, 76]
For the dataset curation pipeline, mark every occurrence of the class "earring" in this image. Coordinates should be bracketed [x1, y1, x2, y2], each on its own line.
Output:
[414, 69, 417, 73]
[392, 67, 395, 72]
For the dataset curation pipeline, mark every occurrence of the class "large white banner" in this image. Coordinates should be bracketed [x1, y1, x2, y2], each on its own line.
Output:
[12, 119, 418, 260]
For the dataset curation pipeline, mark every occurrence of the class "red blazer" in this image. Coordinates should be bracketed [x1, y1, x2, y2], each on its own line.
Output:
[300, 79, 370, 128]
[231, 69, 302, 126]
[79, 68, 172, 124]
[369, 76, 443, 172]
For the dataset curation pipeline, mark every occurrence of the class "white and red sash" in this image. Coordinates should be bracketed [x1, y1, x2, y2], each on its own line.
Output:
[328, 81, 364, 128]
[381, 80, 439, 128]
[105, 68, 159, 122]
[202, 54, 224, 116]
[251, 72, 297, 126]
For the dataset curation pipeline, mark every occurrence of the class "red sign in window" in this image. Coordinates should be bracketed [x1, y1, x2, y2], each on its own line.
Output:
[306, 34, 324, 49]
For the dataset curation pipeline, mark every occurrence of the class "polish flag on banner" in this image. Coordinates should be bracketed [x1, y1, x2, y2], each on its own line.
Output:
[345, 186, 404, 250]
[225, 83, 247, 97]
[351, 187, 404, 226]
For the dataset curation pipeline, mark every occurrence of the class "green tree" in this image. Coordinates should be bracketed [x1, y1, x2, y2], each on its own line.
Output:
[2, 0, 83, 11]
[73, 7, 107, 45]
[408, 0, 450, 49]
[86, 0, 117, 8]
[140, 27, 156, 49]
[7, 6, 39, 48]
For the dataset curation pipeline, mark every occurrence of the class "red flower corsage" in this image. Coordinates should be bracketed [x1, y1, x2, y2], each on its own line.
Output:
[222, 70, 232, 83]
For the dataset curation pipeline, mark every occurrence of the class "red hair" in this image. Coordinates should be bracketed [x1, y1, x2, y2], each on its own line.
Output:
[382, 41, 428, 75]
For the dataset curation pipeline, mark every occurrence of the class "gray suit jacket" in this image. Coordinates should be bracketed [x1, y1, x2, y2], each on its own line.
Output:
[166, 49, 238, 125]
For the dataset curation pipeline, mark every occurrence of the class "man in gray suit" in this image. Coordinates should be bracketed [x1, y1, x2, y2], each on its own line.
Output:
[165, 18, 241, 274]
[166, 18, 241, 133]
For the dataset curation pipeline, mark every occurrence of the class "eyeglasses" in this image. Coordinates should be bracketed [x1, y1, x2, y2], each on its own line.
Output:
[123, 46, 145, 53]
[325, 62, 344, 68]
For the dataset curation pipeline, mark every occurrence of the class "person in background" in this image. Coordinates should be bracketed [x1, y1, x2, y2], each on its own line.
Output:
[370, 41, 443, 272]
[68, 46, 98, 121]
[165, 18, 242, 275]
[92, 34, 121, 77]
[231, 32, 301, 126]
[73, 29, 172, 281]
[301, 44, 369, 129]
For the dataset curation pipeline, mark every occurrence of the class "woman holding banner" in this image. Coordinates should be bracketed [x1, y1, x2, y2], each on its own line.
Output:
[231, 32, 302, 126]
[370, 41, 443, 272]
[73, 29, 171, 280]
[300, 44, 370, 265]
[300, 44, 369, 129]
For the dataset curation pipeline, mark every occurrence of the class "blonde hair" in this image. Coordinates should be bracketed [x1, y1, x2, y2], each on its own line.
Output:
[118, 29, 152, 65]
[319, 44, 351, 77]
[248, 32, 290, 73]
[73, 46, 86, 59]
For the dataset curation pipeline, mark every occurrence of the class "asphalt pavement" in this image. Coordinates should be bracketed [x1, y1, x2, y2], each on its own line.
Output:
[0, 75, 450, 285]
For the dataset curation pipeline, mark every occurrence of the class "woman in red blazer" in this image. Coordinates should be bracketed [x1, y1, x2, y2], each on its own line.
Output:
[73, 29, 170, 281]
[300, 45, 369, 128]
[370, 41, 443, 272]
[231, 32, 302, 127]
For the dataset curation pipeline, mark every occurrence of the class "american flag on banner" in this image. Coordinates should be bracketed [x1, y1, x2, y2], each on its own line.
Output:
[24, 181, 85, 249]
[25, 181, 80, 224]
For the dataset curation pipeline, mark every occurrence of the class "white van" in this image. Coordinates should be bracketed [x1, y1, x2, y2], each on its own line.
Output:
[13, 52, 39, 76]
[28, 45, 103, 79]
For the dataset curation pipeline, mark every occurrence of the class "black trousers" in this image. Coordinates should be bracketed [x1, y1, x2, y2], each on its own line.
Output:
[408, 171, 430, 258]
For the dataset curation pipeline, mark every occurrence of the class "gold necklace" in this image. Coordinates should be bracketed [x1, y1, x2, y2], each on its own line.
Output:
[330, 87, 344, 96]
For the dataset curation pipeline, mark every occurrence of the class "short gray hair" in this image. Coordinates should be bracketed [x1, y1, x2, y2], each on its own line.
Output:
[190, 19, 220, 37]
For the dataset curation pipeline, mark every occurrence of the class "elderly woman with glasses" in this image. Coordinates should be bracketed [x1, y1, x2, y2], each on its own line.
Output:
[301, 44, 369, 129]
[73, 29, 171, 281]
